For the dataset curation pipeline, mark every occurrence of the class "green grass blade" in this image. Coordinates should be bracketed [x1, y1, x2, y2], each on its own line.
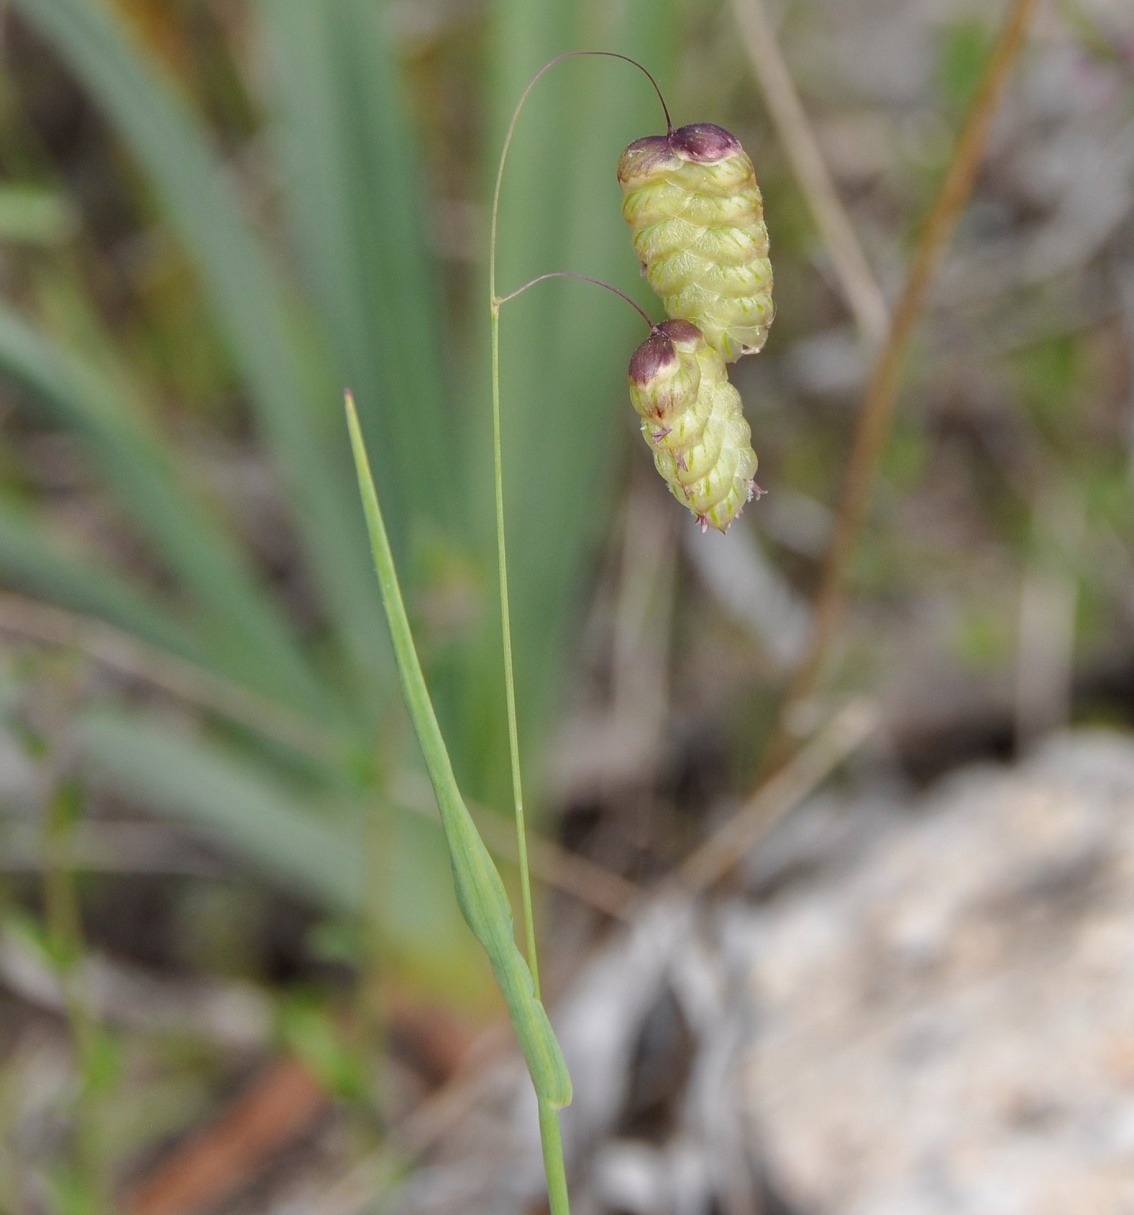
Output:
[0, 300, 336, 714]
[10, 0, 387, 709]
[80, 705, 495, 995]
[0, 496, 202, 661]
[0, 184, 73, 245]
[81, 708, 362, 912]
[346, 393, 571, 1110]
[256, 0, 457, 544]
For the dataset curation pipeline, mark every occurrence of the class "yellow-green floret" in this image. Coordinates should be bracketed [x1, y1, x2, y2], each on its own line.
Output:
[628, 319, 760, 533]
[618, 123, 773, 362]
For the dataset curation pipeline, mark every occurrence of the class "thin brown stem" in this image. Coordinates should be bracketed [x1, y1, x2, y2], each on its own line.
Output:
[767, 0, 1039, 769]
[677, 700, 877, 895]
[729, 0, 889, 347]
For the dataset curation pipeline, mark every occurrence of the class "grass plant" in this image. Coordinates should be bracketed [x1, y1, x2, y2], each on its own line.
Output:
[341, 51, 684, 1210]
[347, 391, 573, 1211]
[0, 0, 1079, 1207]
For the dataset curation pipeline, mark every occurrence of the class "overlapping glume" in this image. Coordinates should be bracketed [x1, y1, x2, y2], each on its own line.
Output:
[628, 320, 759, 533]
[618, 123, 773, 362]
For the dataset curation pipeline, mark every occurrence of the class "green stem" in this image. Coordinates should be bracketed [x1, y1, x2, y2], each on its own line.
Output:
[43, 785, 109, 1213]
[486, 51, 672, 994]
[539, 1097, 571, 1215]
[486, 45, 671, 1003]
[485, 48, 672, 1215]
[489, 300, 540, 994]
[483, 58, 541, 1001]
[495, 272, 655, 327]
[346, 394, 571, 1119]
[487, 53, 645, 1215]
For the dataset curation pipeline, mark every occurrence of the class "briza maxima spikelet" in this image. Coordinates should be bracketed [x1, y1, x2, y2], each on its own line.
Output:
[618, 123, 773, 362]
[629, 320, 761, 533]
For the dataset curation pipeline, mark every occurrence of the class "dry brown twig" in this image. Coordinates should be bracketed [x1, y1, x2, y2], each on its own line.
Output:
[729, 0, 890, 346]
[766, 0, 1041, 769]
[676, 698, 878, 895]
[123, 1060, 327, 1215]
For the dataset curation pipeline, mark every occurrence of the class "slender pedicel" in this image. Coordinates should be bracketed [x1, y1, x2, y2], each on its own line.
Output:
[495, 271, 655, 330]
[491, 50, 673, 317]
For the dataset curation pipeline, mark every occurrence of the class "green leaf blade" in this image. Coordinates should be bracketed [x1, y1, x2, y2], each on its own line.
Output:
[346, 393, 571, 1110]
[10, 0, 388, 712]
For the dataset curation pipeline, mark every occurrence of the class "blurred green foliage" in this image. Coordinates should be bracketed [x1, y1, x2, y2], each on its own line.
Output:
[0, 0, 677, 1001]
[936, 16, 998, 115]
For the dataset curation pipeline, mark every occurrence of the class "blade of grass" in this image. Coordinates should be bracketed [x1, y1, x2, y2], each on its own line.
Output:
[0, 590, 342, 762]
[0, 300, 335, 716]
[11, 0, 387, 712]
[0, 496, 202, 662]
[0, 585, 640, 923]
[80, 708, 363, 913]
[80, 706, 490, 995]
[255, 0, 457, 544]
[0, 184, 73, 245]
[346, 392, 571, 1116]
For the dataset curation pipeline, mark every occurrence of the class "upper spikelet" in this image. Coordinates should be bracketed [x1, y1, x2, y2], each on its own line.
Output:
[629, 320, 759, 533]
[618, 123, 773, 362]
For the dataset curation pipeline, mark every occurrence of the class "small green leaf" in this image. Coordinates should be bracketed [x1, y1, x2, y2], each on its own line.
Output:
[346, 393, 571, 1109]
[277, 993, 368, 1103]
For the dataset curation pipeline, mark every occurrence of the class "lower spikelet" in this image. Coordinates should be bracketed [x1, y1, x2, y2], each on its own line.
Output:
[628, 320, 759, 533]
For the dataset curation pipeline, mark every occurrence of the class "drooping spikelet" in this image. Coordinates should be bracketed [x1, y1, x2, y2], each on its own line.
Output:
[629, 319, 760, 533]
[618, 123, 773, 362]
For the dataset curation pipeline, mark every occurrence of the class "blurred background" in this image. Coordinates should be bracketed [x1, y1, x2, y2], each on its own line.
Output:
[0, 0, 1132, 1212]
